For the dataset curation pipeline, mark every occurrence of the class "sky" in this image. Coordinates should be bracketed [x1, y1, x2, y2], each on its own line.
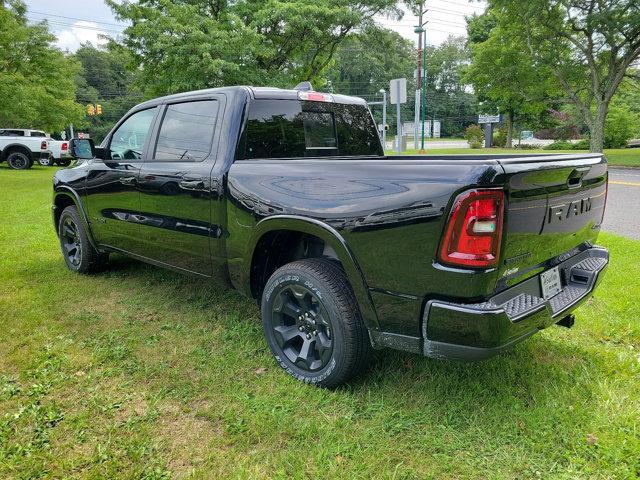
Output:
[24, 0, 486, 52]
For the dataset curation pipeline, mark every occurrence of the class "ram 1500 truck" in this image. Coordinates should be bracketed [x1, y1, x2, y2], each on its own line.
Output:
[0, 128, 50, 169]
[52, 86, 609, 387]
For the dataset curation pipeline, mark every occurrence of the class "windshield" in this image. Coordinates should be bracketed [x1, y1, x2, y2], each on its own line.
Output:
[237, 99, 383, 159]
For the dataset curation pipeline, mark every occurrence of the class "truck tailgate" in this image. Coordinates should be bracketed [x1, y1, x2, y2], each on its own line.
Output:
[497, 154, 607, 286]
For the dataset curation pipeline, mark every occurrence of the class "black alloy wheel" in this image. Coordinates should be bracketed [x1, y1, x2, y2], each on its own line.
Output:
[6, 151, 31, 170]
[261, 258, 373, 388]
[58, 205, 109, 273]
[60, 216, 82, 268]
[270, 284, 334, 371]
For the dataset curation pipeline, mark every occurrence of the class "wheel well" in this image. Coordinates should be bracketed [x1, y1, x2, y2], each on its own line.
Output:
[250, 230, 340, 300]
[53, 194, 76, 231]
[2, 145, 33, 161]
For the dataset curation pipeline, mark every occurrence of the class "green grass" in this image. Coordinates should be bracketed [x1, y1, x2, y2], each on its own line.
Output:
[1, 165, 639, 479]
[388, 147, 640, 167]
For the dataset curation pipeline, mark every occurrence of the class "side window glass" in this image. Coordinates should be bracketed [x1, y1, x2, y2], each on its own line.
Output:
[154, 100, 218, 161]
[109, 107, 158, 160]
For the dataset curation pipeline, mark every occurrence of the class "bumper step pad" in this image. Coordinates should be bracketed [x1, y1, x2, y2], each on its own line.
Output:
[448, 250, 608, 322]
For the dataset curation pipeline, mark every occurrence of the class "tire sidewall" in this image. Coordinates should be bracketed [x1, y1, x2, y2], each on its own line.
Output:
[261, 267, 347, 386]
[58, 207, 90, 272]
[7, 152, 31, 170]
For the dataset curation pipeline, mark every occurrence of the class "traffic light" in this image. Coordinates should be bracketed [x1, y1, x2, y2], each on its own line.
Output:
[96, 104, 102, 115]
[86, 104, 95, 116]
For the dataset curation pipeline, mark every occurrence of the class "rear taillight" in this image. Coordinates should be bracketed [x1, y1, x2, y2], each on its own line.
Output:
[61, 142, 68, 151]
[438, 189, 505, 268]
[40, 141, 47, 150]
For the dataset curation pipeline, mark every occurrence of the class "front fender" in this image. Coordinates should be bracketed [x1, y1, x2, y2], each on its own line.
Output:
[238, 215, 380, 331]
[52, 187, 99, 250]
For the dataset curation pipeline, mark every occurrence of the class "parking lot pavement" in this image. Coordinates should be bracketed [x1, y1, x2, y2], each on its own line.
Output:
[602, 168, 640, 240]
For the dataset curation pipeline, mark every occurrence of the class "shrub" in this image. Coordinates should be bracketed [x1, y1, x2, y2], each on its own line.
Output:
[515, 143, 538, 150]
[493, 128, 507, 148]
[604, 105, 636, 148]
[572, 139, 590, 150]
[543, 140, 573, 150]
[465, 124, 484, 149]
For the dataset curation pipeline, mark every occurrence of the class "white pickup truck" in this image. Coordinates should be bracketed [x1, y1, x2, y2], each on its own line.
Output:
[40, 139, 71, 167]
[0, 128, 50, 169]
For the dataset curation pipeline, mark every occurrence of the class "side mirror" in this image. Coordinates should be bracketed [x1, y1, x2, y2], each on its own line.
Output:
[69, 138, 95, 159]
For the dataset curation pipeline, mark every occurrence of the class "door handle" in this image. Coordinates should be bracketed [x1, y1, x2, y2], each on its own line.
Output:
[119, 176, 137, 185]
[179, 177, 205, 190]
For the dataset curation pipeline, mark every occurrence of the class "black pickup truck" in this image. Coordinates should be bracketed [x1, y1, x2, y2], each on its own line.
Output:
[53, 85, 609, 387]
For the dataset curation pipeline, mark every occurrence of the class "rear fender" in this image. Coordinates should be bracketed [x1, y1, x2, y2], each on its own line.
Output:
[241, 215, 380, 331]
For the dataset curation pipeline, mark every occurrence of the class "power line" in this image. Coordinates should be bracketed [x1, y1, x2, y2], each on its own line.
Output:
[27, 10, 126, 28]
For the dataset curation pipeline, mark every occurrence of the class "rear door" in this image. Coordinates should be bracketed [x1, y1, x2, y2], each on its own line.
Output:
[136, 96, 223, 276]
[497, 154, 607, 284]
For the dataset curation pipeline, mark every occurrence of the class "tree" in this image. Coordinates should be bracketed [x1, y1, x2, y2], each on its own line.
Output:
[424, 36, 477, 137]
[73, 42, 143, 142]
[464, 14, 558, 147]
[108, 0, 399, 97]
[0, 1, 84, 131]
[489, 0, 640, 152]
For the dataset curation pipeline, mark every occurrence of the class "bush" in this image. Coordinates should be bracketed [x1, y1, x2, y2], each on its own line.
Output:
[493, 128, 507, 148]
[515, 143, 538, 150]
[465, 124, 484, 149]
[543, 140, 573, 150]
[604, 105, 636, 148]
[572, 139, 590, 150]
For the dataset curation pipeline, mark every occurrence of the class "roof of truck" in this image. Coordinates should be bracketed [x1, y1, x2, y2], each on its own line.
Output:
[133, 86, 367, 110]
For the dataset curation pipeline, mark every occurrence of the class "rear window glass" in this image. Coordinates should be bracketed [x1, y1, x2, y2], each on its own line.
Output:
[30, 131, 47, 137]
[237, 99, 382, 159]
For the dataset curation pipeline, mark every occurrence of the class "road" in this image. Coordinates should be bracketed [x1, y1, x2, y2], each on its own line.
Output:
[603, 168, 640, 239]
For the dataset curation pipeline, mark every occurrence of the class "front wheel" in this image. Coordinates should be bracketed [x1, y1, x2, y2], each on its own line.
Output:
[261, 258, 373, 388]
[58, 205, 108, 273]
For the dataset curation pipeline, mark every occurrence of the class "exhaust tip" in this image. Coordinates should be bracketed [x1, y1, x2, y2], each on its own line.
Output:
[556, 314, 575, 329]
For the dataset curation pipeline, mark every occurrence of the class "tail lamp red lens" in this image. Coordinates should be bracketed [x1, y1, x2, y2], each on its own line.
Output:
[40, 141, 47, 150]
[438, 189, 505, 268]
[61, 142, 68, 150]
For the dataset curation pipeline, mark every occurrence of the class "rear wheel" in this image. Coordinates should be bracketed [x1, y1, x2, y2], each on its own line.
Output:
[58, 206, 108, 273]
[261, 258, 373, 388]
[6, 151, 32, 170]
[39, 156, 55, 166]
[56, 158, 72, 167]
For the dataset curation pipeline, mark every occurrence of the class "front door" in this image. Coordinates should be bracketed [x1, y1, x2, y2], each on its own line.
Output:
[85, 106, 158, 254]
[136, 97, 222, 276]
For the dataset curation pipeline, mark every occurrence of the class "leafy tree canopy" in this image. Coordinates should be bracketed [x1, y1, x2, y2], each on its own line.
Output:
[108, 0, 400, 97]
[486, 0, 640, 151]
[73, 42, 143, 142]
[0, 1, 84, 132]
[464, 13, 559, 146]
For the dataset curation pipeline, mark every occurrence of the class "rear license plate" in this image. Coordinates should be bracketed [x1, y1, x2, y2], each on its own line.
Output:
[541, 267, 562, 300]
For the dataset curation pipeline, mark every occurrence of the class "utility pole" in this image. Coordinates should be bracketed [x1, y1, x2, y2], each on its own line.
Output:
[380, 89, 387, 149]
[414, 2, 428, 153]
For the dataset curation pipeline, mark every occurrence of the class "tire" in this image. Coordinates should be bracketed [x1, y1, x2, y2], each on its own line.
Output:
[58, 205, 109, 273]
[39, 156, 55, 166]
[261, 258, 373, 388]
[6, 150, 32, 170]
[56, 158, 72, 167]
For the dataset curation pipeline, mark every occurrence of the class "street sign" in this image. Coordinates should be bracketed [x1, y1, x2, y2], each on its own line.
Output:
[478, 114, 501, 124]
[389, 78, 407, 105]
[433, 120, 441, 138]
